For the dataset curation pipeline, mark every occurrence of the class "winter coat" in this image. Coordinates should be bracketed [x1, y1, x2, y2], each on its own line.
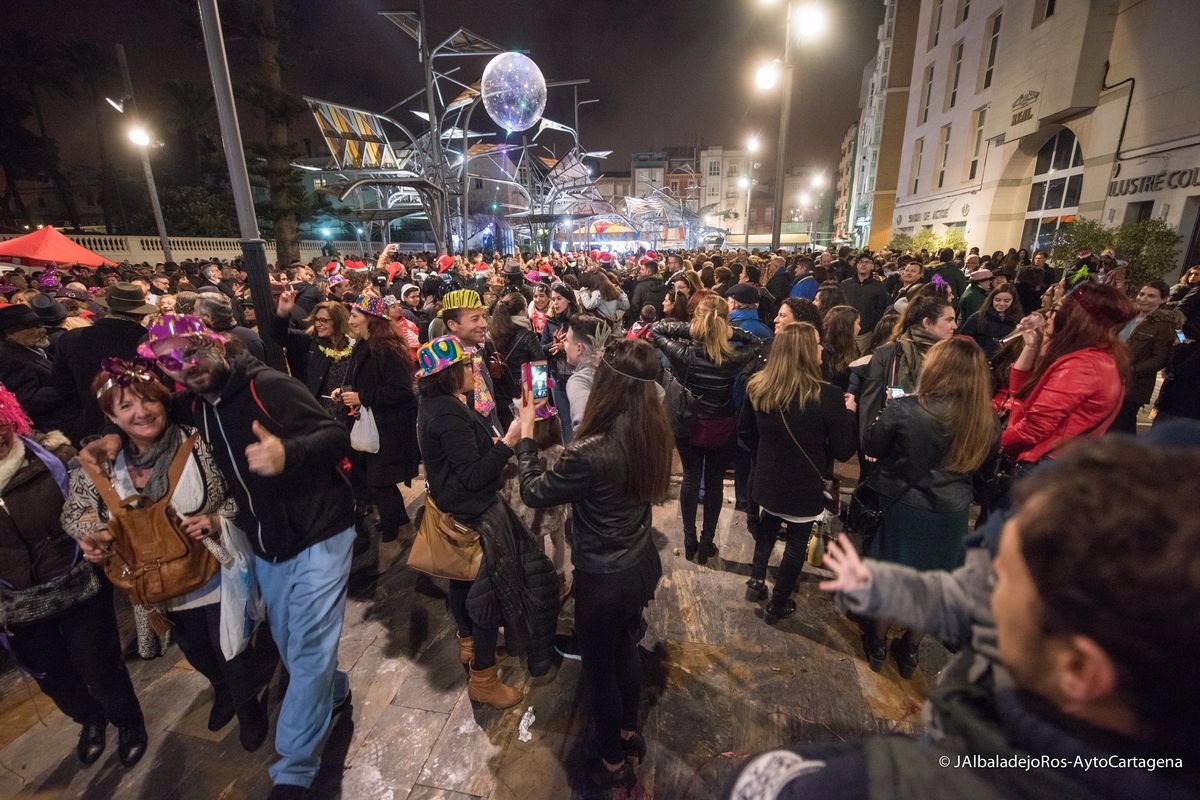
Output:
[541, 314, 573, 381]
[417, 393, 513, 525]
[463, 498, 559, 677]
[728, 308, 774, 341]
[271, 316, 356, 408]
[857, 329, 941, 444]
[172, 355, 354, 562]
[516, 435, 655, 574]
[764, 267, 794, 305]
[1125, 308, 1177, 404]
[52, 317, 148, 443]
[1156, 340, 1200, 419]
[927, 260, 968, 309]
[864, 394, 998, 513]
[627, 275, 669, 325]
[839, 275, 891, 332]
[486, 326, 545, 414]
[0, 432, 77, 591]
[650, 322, 762, 419]
[579, 288, 630, 324]
[959, 308, 1018, 360]
[0, 340, 68, 435]
[737, 385, 856, 518]
[789, 274, 818, 300]
[956, 282, 989, 325]
[1000, 347, 1123, 462]
[345, 342, 419, 487]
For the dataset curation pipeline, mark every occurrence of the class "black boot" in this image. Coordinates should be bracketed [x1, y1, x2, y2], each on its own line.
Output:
[588, 757, 637, 790]
[891, 632, 920, 679]
[621, 731, 647, 765]
[208, 685, 236, 731]
[683, 532, 698, 562]
[745, 579, 768, 602]
[862, 628, 887, 673]
[237, 690, 270, 752]
[117, 723, 148, 767]
[76, 721, 106, 766]
[764, 596, 797, 622]
[697, 538, 719, 565]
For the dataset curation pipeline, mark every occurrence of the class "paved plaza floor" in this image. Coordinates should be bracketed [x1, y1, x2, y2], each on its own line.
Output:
[0, 477, 945, 800]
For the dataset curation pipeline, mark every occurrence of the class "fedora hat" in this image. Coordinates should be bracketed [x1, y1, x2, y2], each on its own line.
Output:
[0, 304, 42, 334]
[29, 293, 67, 325]
[97, 282, 157, 316]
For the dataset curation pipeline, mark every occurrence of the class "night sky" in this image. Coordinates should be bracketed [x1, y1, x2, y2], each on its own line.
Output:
[12, 0, 883, 181]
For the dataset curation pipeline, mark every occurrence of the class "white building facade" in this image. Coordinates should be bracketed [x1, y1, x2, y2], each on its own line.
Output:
[893, 0, 1200, 273]
[699, 146, 763, 238]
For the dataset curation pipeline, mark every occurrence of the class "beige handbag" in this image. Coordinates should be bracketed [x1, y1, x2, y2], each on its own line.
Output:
[406, 492, 482, 581]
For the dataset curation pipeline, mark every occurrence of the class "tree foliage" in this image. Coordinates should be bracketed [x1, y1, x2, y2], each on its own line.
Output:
[911, 227, 940, 254]
[941, 226, 968, 254]
[1113, 218, 1182, 292]
[1049, 217, 1112, 268]
[886, 230, 913, 252]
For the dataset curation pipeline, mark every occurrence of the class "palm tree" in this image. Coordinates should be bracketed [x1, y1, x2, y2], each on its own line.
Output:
[161, 80, 216, 185]
[61, 42, 122, 233]
[3, 32, 82, 230]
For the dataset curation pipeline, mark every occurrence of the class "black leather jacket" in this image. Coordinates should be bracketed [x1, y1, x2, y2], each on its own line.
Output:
[650, 322, 762, 418]
[516, 436, 653, 574]
[864, 395, 999, 513]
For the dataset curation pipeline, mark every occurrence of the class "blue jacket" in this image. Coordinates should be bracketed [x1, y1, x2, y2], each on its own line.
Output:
[790, 274, 818, 300]
[729, 308, 773, 341]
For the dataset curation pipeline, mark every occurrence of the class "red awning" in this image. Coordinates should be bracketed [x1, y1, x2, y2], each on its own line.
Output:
[0, 226, 118, 268]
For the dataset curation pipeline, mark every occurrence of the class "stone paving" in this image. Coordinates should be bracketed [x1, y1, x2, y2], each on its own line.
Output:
[0, 476, 945, 800]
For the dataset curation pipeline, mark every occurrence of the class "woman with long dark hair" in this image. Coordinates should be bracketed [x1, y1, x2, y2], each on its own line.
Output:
[661, 289, 691, 323]
[578, 271, 630, 324]
[652, 295, 762, 563]
[487, 292, 545, 428]
[959, 284, 1022, 359]
[516, 339, 673, 791]
[542, 283, 579, 441]
[860, 337, 998, 675]
[1002, 281, 1134, 463]
[821, 305, 860, 391]
[337, 295, 420, 574]
[740, 323, 856, 621]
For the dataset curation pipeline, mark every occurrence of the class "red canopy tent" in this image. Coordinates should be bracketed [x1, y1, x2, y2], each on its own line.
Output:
[0, 226, 117, 268]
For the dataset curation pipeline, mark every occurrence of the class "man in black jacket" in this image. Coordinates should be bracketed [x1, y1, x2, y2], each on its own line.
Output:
[840, 256, 890, 339]
[764, 254, 794, 302]
[86, 322, 356, 800]
[52, 282, 156, 444]
[626, 259, 669, 325]
[0, 304, 68, 434]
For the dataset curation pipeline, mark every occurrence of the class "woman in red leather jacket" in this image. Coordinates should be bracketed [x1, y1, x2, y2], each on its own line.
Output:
[1001, 281, 1135, 462]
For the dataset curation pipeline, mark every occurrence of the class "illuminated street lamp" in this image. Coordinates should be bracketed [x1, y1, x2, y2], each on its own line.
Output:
[746, 135, 761, 153]
[810, 173, 826, 189]
[113, 45, 171, 261]
[754, 1, 828, 251]
[128, 126, 151, 147]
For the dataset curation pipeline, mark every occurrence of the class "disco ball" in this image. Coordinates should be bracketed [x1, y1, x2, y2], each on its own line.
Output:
[480, 52, 547, 133]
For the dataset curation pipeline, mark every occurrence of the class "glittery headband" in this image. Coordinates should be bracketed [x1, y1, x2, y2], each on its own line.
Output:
[94, 357, 158, 400]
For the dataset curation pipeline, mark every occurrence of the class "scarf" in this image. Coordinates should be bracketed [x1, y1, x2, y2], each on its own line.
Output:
[121, 424, 186, 502]
[528, 303, 549, 334]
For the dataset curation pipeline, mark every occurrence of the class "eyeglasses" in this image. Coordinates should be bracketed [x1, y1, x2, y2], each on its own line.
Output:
[314, 316, 333, 324]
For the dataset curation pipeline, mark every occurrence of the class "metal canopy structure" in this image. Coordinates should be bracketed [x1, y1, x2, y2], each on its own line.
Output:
[300, 3, 617, 254]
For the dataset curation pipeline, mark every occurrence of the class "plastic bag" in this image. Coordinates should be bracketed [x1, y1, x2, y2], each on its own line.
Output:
[218, 518, 263, 660]
[351, 407, 380, 453]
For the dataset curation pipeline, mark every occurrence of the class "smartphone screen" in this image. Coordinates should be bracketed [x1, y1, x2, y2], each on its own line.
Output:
[1178, 331, 1187, 343]
[529, 362, 549, 400]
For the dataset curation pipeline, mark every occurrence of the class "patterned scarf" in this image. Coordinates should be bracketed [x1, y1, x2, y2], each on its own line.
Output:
[471, 350, 496, 418]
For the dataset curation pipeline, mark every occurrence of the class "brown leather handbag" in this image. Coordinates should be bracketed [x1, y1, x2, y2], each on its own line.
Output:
[81, 433, 219, 606]
[406, 492, 482, 581]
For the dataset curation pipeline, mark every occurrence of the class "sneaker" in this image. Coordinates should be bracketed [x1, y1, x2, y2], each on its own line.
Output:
[554, 633, 581, 661]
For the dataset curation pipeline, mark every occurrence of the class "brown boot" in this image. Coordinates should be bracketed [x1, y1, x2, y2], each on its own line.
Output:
[456, 632, 473, 666]
[467, 662, 522, 709]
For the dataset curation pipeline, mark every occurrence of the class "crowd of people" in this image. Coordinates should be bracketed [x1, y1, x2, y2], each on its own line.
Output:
[0, 238, 1198, 799]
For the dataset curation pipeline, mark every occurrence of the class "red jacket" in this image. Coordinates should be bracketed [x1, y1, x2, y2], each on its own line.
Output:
[1001, 346, 1123, 462]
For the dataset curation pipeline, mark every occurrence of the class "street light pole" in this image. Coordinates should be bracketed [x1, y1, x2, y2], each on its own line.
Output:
[770, 2, 794, 253]
[196, 0, 284, 369]
[115, 44, 172, 263]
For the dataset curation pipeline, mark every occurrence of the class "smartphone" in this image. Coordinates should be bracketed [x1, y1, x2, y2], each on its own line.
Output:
[886, 386, 906, 401]
[523, 360, 550, 401]
[1178, 331, 1187, 343]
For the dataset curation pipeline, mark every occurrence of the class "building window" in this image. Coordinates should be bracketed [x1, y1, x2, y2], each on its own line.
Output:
[910, 137, 925, 195]
[956, 0, 970, 25]
[1035, 0, 1057, 22]
[982, 13, 1002, 90]
[708, 160, 720, 176]
[928, 0, 943, 49]
[920, 64, 935, 124]
[1022, 129, 1084, 251]
[708, 184, 718, 197]
[946, 42, 963, 110]
[1124, 201, 1154, 225]
[968, 106, 987, 180]
[728, 162, 740, 178]
[473, 178, 483, 189]
[937, 124, 952, 188]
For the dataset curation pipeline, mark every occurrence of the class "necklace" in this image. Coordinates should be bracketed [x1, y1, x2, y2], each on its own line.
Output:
[318, 342, 354, 361]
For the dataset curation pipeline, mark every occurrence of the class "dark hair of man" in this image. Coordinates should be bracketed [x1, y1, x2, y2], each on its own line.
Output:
[938, 247, 955, 263]
[1011, 437, 1200, 747]
[418, 360, 469, 398]
[566, 314, 604, 349]
[837, 245, 851, 260]
[1142, 279, 1170, 299]
[574, 338, 672, 504]
[744, 263, 762, 284]
[715, 266, 732, 284]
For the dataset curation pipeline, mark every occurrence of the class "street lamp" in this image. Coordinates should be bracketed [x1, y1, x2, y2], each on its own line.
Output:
[755, 1, 828, 251]
[738, 176, 752, 248]
[810, 173, 826, 189]
[114, 44, 172, 262]
[746, 135, 761, 153]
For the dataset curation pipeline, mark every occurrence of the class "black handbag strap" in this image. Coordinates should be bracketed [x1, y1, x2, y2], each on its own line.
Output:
[778, 409, 827, 484]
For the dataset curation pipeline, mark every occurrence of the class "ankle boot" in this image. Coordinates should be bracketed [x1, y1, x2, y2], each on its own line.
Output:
[456, 632, 474, 666]
[76, 721, 106, 766]
[683, 532, 698, 561]
[236, 690, 270, 752]
[207, 686, 236, 731]
[891, 632, 920, 679]
[862, 628, 887, 673]
[117, 723, 148, 767]
[697, 538, 719, 565]
[467, 662, 522, 709]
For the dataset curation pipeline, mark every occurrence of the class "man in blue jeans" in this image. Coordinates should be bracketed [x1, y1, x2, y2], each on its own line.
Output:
[87, 316, 357, 800]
